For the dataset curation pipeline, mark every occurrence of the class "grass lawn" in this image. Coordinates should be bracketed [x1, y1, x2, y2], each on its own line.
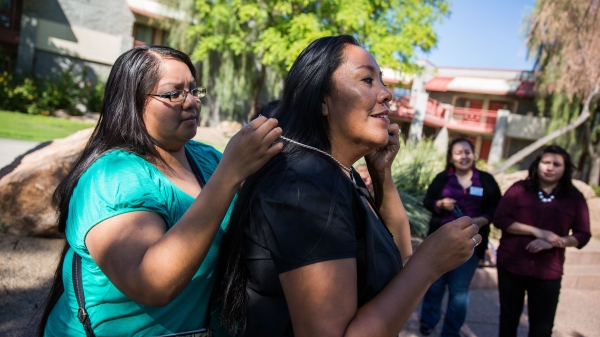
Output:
[0, 110, 95, 142]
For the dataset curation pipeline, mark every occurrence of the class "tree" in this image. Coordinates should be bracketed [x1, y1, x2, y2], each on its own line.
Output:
[162, 0, 449, 124]
[492, 0, 600, 182]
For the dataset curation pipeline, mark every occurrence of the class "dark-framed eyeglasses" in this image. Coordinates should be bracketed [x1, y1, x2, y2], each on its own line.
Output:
[147, 87, 207, 102]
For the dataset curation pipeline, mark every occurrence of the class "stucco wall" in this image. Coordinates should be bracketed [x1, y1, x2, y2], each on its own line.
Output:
[23, 0, 134, 38]
[18, 0, 134, 76]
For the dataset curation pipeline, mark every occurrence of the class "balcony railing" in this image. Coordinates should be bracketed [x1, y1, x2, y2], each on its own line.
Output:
[389, 96, 498, 135]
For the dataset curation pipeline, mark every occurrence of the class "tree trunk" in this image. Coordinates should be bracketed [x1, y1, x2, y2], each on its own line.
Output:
[209, 99, 220, 127]
[588, 152, 600, 186]
[491, 83, 599, 174]
[247, 63, 266, 121]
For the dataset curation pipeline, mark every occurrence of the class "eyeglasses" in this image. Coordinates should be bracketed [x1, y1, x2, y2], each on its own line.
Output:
[147, 87, 207, 102]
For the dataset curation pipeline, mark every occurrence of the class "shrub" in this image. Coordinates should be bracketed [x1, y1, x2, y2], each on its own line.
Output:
[0, 67, 105, 115]
[392, 139, 445, 238]
[593, 185, 600, 197]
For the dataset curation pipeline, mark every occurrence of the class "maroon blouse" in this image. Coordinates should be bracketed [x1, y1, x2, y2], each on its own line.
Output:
[493, 180, 591, 280]
[438, 168, 488, 225]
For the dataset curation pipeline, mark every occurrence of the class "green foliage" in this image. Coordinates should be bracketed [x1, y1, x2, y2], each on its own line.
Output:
[391, 139, 445, 238]
[0, 221, 8, 234]
[489, 224, 502, 240]
[0, 110, 94, 142]
[0, 67, 105, 116]
[190, 0, 448, 71]
[162, 0, 449, 123]
[593, 185, 600, 197]
[535, 92, 600, 169]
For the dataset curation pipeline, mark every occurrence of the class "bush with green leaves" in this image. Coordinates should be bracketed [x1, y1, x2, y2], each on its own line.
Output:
[0, 67, 105, 115]
[391, 139, 445, 238]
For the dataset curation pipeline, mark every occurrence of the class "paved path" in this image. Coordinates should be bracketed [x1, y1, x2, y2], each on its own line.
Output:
[0, 138, 40, 169]
[399, 288, 600, 336]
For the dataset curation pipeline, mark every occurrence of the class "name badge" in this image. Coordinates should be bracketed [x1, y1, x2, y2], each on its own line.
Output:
[469, 186, 483, 196]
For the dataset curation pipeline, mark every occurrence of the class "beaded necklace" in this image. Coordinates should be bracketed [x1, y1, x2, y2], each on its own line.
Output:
[538, 190, 555, 203]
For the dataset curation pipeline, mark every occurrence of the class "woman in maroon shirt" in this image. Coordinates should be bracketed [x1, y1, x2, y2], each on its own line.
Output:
[493, 145, 591, 337]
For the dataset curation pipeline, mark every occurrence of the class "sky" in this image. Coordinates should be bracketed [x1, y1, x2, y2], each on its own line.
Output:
[420, 0, 537, 70]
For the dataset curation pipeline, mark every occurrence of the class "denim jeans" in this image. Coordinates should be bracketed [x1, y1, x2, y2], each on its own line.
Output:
[420, 254, 481, 337]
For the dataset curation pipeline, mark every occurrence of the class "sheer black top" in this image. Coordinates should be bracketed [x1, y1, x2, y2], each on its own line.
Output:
[241, 153, 403, 337]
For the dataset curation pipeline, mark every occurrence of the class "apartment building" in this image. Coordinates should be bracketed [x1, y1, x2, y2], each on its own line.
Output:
[1, 0, 170, 79]
[385, 60, 547, 168]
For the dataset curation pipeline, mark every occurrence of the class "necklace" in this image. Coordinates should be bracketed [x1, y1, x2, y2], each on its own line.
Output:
[538, 190, 555, 203]
[279, 135, 355, 183]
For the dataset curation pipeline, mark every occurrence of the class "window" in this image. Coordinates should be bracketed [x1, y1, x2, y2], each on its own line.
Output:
[455, 98, 483, 109]
[133, 23, 166, 47]
[135, 24, 153, 45]
[488, 101, 515, 112]
[0, 0, 13, 29]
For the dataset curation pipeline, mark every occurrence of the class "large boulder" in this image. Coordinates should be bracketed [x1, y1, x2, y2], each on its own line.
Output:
[0, 128, 93, 237]
[587, 198, 600, 239]
[494, 170, 597, 199]
[215, 120, 243, 138]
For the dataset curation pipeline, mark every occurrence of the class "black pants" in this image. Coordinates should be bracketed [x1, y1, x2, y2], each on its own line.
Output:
[497, 264, 562, 337]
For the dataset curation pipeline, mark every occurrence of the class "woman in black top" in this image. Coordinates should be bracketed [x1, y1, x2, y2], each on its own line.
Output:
[217, 35, 481, 337]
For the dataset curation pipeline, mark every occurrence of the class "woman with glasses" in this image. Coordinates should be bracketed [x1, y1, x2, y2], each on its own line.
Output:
[419, 138, 502, 336]
[38, 45, 282, 336]
[217, 35, 481, 337]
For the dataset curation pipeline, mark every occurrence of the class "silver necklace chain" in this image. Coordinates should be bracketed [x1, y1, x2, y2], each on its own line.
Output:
[279, 135, 355, 182]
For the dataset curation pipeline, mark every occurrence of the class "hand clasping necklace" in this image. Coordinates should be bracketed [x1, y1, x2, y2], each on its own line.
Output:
[279, 135, 355, 183]
[538, 190, 555, 203]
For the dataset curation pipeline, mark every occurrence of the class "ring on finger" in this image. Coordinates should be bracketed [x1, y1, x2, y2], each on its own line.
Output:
[471, 237, 479, 249]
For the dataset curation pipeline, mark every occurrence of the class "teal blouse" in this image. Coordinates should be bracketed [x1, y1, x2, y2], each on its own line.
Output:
[45, 141, 232, 336]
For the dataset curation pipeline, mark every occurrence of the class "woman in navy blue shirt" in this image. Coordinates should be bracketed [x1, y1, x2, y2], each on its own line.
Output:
[419, 138, 502, 336]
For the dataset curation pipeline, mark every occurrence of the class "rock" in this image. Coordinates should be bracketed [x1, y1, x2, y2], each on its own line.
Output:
[572, 180, 598, 199]
[494, 170, 597, 199]
[0, 128, 94, 237]
[75, 103, 87, 114]
[587, 198, 600, 239]
[493, 170, 528, 194]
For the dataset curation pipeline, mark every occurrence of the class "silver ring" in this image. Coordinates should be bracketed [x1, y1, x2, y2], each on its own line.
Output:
[471, 237, 479, 248]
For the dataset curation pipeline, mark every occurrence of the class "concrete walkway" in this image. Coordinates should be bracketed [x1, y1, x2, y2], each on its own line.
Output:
[399, 287, 600, 337]
[401, 238, 600, 337]
[0, 138, 40, 169]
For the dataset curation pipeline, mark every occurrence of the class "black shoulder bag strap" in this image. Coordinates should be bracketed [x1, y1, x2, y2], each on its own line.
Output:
[73, 252, 96, 337]
[185, 147, 213, 336]
[185, 148, 206, 188]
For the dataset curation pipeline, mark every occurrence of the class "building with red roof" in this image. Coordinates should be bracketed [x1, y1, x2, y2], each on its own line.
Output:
[384, 60, 548, 168]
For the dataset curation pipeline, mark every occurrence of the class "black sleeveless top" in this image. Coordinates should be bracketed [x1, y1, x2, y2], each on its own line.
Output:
[241, 153, 403, 336]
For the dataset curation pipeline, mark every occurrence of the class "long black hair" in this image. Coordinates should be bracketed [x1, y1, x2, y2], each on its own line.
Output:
[445, 137, 475, 171]
[525, 145, 576, 198]
[217, 35, 359, 333]
[37, 45, 196, 336]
